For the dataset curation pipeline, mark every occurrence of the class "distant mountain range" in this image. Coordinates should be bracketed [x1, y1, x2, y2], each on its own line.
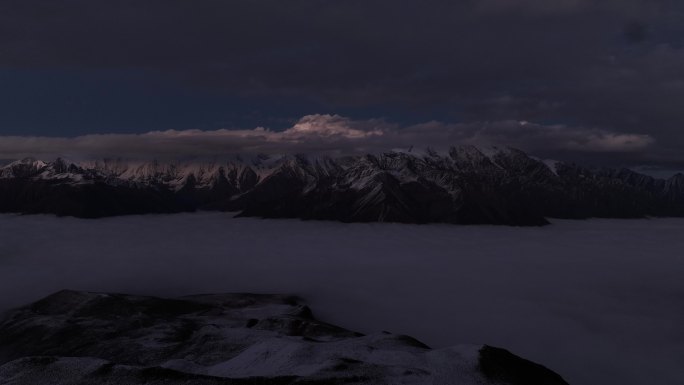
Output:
[1, 146, 683, 225]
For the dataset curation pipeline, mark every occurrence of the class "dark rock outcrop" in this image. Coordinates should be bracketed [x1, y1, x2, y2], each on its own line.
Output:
[0, 290, 570, 385]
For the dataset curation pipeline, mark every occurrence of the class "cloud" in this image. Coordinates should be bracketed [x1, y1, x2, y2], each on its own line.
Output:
[476, 0, 587, 14]
[0, 0, 681, 164]
[0, 115, 655, 162]
[284, 114, 386, 139]
[468, 121, 655, 152]
[2, 213, 683, 385]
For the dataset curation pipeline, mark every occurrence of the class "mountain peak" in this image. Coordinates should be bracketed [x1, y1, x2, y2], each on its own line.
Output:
[0, 147, 682, 223]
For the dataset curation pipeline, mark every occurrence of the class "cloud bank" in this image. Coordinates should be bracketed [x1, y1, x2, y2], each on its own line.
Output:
[1, 213, 683, 385]
[0, 115, 654, 163]
[0, 1, 682, 171]
[0, 1, 683, 147]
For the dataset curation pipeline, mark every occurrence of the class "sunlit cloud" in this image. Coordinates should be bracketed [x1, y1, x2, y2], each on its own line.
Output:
[0, 115, 654, 161]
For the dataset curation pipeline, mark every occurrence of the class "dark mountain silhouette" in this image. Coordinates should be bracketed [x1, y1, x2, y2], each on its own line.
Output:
[1, 147, 682, 225]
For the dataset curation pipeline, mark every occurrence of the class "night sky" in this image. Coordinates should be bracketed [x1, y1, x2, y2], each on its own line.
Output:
[1, 0, 683, 172]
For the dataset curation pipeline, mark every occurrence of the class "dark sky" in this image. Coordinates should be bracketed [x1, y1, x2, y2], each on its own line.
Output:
[1, 0, 683, 171]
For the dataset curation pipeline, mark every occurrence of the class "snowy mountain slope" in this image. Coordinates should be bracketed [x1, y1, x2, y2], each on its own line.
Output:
[1, 146, 683, 224]
[0, 290, 570, 385]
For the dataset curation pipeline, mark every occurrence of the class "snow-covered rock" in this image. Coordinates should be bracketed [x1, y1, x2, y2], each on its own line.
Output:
[0, 290, 569, 385]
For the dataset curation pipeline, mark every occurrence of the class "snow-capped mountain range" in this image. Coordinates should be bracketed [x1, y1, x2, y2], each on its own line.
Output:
[1, 146, 683, 225]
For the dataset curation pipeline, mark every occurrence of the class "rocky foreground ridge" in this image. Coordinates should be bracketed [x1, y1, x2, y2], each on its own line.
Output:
[0, 290, 569, 385]
[1, 146, 683, 225]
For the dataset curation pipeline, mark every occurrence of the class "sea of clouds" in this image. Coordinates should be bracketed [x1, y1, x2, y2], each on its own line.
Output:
[0, 213, 682, 385]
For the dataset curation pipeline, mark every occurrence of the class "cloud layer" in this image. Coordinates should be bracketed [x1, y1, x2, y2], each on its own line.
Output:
[0, 115, 655, 163]
[1, 2, 683, 127]
[2, 213, 683, 385]
[0, 1, 682, 170]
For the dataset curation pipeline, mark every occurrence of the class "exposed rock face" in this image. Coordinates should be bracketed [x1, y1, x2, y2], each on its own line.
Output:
[0, 290, 569, 385]
[1, 146, 682, 225]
